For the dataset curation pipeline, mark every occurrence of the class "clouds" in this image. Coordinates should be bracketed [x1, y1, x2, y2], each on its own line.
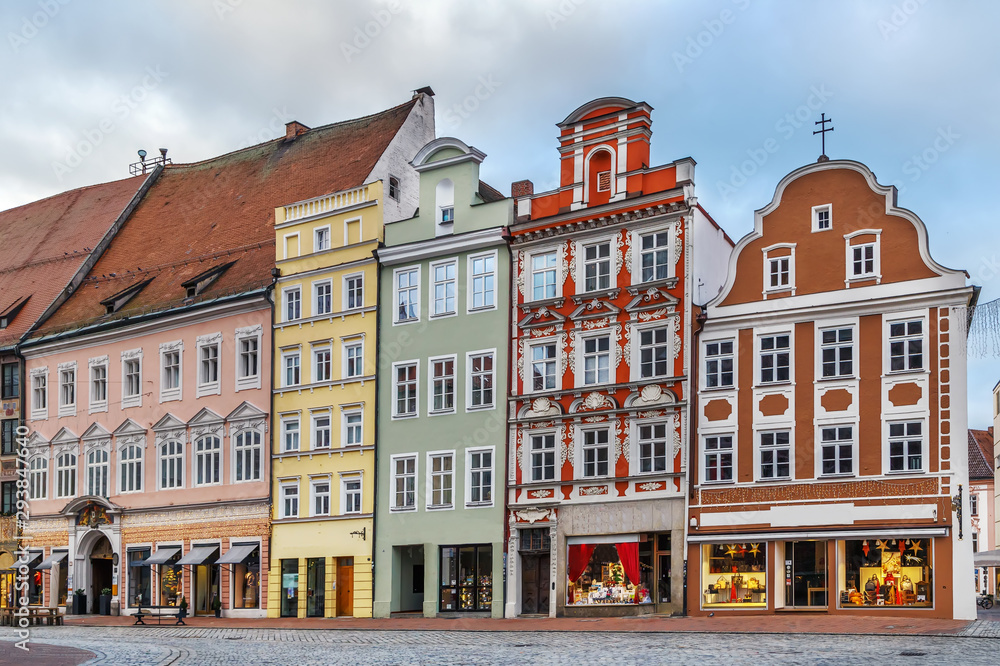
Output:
[1, 0, 997, 422]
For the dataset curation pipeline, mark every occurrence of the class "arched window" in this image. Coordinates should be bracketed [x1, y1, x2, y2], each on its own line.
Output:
[56, 452, 77, 499]
[160, 440, 183, 489]
[586, 147, 615, 205]
[29, 456, 48, 500]
[119, 445, 143, 493]
[435, 178, 455, 236]
[86, 449, 109, 498]
[195, 435, 221, 486]
[234, 430, 262, 482]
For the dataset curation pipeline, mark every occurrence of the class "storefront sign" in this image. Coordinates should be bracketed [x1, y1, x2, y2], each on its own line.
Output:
[785, 559, 792, 587]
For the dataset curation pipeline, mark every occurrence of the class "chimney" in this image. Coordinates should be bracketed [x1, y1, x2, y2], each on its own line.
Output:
[413, 86, 435, 99]
[511, 179, 533, 199]
[285, 121, 310, 140]
[989, 426, 994, 439]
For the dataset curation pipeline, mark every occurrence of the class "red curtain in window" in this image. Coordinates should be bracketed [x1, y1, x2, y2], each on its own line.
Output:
[615, 542, 640, 586]
[567, 544, 596, 582]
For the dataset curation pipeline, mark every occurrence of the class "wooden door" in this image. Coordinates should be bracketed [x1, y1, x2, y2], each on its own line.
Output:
[336, 560, 354, 617]
[520, 554, 549, 615]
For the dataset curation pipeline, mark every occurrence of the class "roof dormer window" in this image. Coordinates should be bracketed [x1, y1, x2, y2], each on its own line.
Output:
[0, 296, 29, 329]
[181, 261, 235, 299]
[101, 279, 152, 314]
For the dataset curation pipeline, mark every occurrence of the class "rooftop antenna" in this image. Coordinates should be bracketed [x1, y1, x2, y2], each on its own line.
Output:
[814, 113, 834, 162]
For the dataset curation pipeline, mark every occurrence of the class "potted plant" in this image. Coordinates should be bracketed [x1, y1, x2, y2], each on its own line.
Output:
[178, 596, 188, 621]
[72, 589, 87, 615]
[212, 595, 222, 618]
[99, 588, 112, 615]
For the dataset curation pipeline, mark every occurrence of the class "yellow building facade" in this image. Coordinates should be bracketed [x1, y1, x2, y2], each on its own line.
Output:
[267, 182, 382, 618]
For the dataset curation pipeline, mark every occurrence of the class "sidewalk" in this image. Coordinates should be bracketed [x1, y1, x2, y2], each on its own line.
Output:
[60, 612, 988, 637]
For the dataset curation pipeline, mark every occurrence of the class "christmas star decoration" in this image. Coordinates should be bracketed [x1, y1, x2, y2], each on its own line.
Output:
[725, 544, 738, 557]
[899, 539, 906, 554]
[910, 540, 923, 555]
[876, 539, 889, 553]
[862, 541, 870, 557]
[749, 543, 761, 556]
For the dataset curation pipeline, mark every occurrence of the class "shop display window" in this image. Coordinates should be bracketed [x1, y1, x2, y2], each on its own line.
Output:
[128, 548, 151, 607]
[56, 559, 68, 605]
[306, 558, 325, 618]
[158, 551, 182, 606]
[232, 545, 260, 609]
[701, 543, 767, 608]
[839, 538, 932, 608]
[566, 541, 653, 606]
[281, 559, 299, 617]
[440, 545, 492, 612]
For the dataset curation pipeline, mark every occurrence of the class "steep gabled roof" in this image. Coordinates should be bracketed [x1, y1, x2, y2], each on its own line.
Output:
[969, 429, 994, 481]
[0, 175, 149, 348]
[32, 98, 419, 338]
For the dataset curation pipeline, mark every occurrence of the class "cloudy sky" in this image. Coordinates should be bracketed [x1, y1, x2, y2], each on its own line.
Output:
[1, 0, 998, 425]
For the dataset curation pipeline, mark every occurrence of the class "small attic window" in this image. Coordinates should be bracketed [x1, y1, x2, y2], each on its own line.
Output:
[597, 171, 612, 192]
[0, 296, 29, 329]
[101, 279, 153, 314]
[388, 176, 400, 201]
[181, 261, 235, 299]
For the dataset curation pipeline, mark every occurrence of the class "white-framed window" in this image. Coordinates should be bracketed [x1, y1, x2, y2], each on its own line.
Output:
[971, 494, 979, 516]
[581, 334, 611, 385]
[159, 440, 183, 489]
[312, 412, 331, 449]
[280, 481, 299, 518]
[812, 204, 832, 232]
[639, 229, 671, 283]
[343, 409, 363, 447]
[759, 333, 791, 384]
[388, 175, 400, 201]
[122, 352, 143, 408]
[582, 241, 611, 292]
[344, 274, 364, 310]
[281, 415, 300, 452]
[469, 252, 496, 311]
[160, 344, 182, 402]
[86, 448, 109, 497]
[467, 351, 494, 410]
[704, 340, 734, 388]
[759, 430, 791, 480]
[888, 421, 923, 472]
[342, 476, 363, 514]
[30, 368, 48, 420]
[581, 428, 610, 478]
[820, 425, 853, 476]
[430, 356, 456, 414]
[768, 256, 791, 289]
[703, 434, 733, 483]
[194, 435, 221, 486]
[467, 448, 493, 506]
[530, 433, 556, 482]
[284, 287, 301, 322]
[56, 451, 77, 498]
[530, 251, 558, 301]
[427, 451, 454, 509]
[394, 266, 420, 323]
[344, 340, 364, 378]
[311, 477, 331, 517]
[119, 445, 142, 493]
[314, 280, 333, 316]
[820, 327, 854, 378]
[344, 217, 362, 245]
[393, 362, 418, 417]
[638, 325, 670, 379]
[973, 532, 979, 553]
[282, 350, 301, 387]
[530, 342, 557, 392]
[197, 343, 220, 395]
[391, 454, 417, 510]
[431, 259, 457, 317]
[235, 330, 260, 391]
[851, 243, 877, 278]
[233, 429, 262, 482]
[440, 205, 454, 224]
[637, 422, 667, 473]
[89, 359, 108, 413]
[283, 232, 300, 259]
[313, 346, 332, 383]
[314, 225, 331, 252]
[29, 456, 47, 499]
[889, 320, 923, 372]
[58, 364, 76, 415]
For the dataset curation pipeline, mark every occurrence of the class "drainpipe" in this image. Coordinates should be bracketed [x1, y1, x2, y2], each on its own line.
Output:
[371, 243, 382, 615]
[265, 274, 278, 614]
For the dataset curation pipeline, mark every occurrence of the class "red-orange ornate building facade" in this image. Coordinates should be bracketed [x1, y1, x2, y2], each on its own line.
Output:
[504, 98, 731, 617]
[689, 159, 977, 619]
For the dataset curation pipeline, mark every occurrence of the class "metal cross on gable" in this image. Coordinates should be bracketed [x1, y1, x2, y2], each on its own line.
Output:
[814, 113, 834, 161]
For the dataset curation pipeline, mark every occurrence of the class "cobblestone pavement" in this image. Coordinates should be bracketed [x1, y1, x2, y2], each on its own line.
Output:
[3, 626, 999, 665]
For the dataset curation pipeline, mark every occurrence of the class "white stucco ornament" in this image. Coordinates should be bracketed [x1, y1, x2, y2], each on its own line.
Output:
[531, 397, 551, 413]
[640, 384, 662, 402]
[583, 392, 610, 410]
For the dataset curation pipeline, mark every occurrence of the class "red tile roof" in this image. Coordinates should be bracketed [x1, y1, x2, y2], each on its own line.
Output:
[968, 429, 994, 480]
[0, 176, 149, 348]
[32, 98, 418, 338]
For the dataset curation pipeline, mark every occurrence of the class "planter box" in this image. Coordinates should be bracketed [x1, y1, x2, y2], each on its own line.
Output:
[72, 594, 87, 615]
[99, 595, 112, 616]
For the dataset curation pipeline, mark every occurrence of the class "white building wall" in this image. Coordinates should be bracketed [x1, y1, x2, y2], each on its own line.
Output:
[366, 93, 436, 223]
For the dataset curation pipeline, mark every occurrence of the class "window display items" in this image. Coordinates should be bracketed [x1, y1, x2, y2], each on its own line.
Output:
[840, 538, 931, 608]
[566, 543, 651, 605]
[701, 543, 766, 607]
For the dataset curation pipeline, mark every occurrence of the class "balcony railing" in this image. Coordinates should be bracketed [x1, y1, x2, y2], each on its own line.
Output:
[283, 184, 370, 223]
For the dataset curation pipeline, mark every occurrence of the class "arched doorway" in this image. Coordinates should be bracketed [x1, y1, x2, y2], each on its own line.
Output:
[81, 532, 114, 614]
